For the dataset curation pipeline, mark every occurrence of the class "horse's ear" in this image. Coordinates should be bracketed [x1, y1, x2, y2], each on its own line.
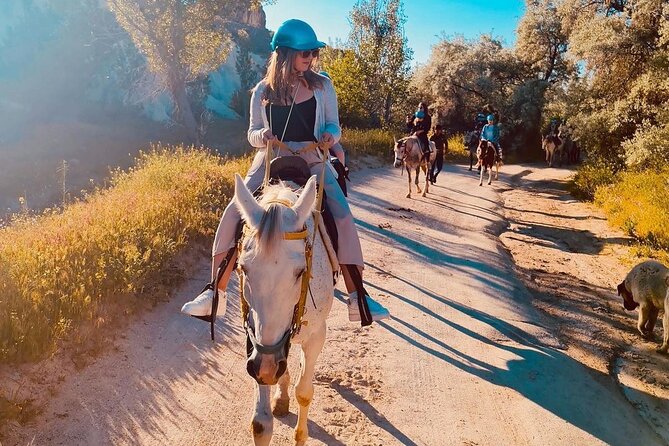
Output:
[394, 136, 397, 144]
[292, 175, 317, 227]
[234, 173, 264, 229]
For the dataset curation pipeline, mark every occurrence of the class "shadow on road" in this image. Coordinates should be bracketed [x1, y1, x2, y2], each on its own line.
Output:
[367, 262, 665, 446]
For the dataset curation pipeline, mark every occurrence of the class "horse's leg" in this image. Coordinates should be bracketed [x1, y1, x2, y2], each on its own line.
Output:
[479, 162, 484, 186]
[415, 167, 422, 194]
[488, 164, 493, 185]
[272, 368, 290, 416]
[294, 326, 326, 446]
[406, 167, 412, 198]
[495, 160, 500, 180]
[251, 384, 273, 446]
[422, 163, 428, 197]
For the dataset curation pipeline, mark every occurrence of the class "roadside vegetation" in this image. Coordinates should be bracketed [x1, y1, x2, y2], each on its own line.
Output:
[0, 147, 250, 363]
[594, 169, 669, 262]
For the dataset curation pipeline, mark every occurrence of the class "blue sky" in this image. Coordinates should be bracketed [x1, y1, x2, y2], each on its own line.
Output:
[264, 0, 526, 65]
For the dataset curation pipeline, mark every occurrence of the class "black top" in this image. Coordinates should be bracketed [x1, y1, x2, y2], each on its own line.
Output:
[413, 114, 431, 135]
[266, 96, 317, 142]
[430, 133, 448, 152]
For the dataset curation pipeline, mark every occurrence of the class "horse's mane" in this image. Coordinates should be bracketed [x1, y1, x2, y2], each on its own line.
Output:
[251, 182, 301, 256]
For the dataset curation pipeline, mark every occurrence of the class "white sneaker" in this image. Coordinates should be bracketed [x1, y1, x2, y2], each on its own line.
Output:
[181, 288, 225, 317]
[348, 291, 390, 322]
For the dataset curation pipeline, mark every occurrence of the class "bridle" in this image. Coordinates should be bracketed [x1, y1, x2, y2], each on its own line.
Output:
[394, 140, 408, 166]
[237, 198, 314, 382]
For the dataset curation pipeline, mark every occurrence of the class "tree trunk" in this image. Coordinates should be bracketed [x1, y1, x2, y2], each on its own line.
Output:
[171, 78, 200, 146]
[383, 91, 392, 125]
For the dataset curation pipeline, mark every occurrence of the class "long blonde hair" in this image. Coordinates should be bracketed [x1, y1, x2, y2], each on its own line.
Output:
[262, 47, 324, 105]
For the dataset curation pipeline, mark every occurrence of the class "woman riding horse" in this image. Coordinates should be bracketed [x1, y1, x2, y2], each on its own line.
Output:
[181, 19, 390, 323]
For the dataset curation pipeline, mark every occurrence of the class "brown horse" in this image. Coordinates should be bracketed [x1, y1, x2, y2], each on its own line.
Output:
[476, 139, 496, 186]
[542, 135, 563, 167]
[393, 136, 436, 198]
[558, 128, 580, 164]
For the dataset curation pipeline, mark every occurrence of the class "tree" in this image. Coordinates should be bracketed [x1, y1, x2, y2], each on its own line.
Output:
[107, 0, 262, 144]
[412, 35, 524, 129]
[319, 47, 368, 127]
[348, 0, 413, 126]
[515, 0, 572, 83]
[549, 0, 669, 168]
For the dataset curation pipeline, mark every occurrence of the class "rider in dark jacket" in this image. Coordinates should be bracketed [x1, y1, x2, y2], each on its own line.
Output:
[413, 102, 432, 162]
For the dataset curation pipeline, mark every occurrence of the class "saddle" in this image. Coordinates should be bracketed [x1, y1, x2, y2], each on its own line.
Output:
[268, 156, 339, 255]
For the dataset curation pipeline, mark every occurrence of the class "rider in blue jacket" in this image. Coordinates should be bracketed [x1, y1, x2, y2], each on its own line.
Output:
[481, 114, 502, 160]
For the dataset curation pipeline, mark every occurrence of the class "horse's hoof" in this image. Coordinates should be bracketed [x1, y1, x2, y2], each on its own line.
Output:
[272, 397, 290, 417]
[406, 193, 411, 198]
[421, 192, 427, 197]
[478, 183, 482, 186]
[656, 345, 668, 354]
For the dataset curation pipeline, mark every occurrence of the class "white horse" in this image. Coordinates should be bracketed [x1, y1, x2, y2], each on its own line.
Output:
[393, 136, 436, 198]
[234, 174, 334, 446]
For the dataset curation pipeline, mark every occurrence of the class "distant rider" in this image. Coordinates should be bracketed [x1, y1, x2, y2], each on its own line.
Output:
[412, 102, 432, 163]
[481, 114, 502, 161]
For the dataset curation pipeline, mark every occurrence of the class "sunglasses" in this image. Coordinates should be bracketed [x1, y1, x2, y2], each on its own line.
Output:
[299, 49, 320, 58]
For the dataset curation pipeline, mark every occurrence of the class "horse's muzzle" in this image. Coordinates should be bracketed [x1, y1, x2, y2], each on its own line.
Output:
[394, 159, 403, 168]
[245, 325, 291, 385]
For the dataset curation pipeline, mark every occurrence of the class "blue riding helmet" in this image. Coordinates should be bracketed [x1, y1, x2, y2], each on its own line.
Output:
[415, 111, 425, 119]
[487, 114, 495, 121]
[271, 19, 326, 51]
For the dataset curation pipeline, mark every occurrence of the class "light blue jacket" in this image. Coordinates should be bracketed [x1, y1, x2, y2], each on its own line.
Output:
[481, 123, 500, 144]
[247, 75, 341, 148]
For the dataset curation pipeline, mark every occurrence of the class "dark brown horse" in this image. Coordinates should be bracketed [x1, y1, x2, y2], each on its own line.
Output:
[476, 139, 496, 186]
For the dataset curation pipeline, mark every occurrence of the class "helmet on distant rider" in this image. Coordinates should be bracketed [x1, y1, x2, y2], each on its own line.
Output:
[270, 19, 326, 51]
[487, 114, 495, 122]
[415, 111, 425, 119]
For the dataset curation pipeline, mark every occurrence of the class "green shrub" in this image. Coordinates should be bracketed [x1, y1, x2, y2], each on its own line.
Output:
[445, 133, 470, 163]
[568, 161, 618, 200]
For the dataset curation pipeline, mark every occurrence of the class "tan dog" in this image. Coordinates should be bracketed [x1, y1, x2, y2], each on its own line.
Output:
[617, 260, 669, 353]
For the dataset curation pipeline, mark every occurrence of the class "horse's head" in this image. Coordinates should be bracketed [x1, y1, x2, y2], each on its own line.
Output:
[393, 137, 408, 168]
[234, 174, 317, 385]
[542, 135, 555, 151]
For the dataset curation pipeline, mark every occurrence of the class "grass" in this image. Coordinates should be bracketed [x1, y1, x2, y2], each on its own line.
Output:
[0, 145, 251, 363]
[341, 128, 396, 158]
[595, 168, 669, 263]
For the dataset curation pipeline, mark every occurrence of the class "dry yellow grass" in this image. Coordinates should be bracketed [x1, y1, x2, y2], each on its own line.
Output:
[0, 145, 251, 363]
[595, 168, 669, 262]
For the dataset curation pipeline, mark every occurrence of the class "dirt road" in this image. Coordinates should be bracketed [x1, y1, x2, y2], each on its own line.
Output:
[2, 162, 666, 445]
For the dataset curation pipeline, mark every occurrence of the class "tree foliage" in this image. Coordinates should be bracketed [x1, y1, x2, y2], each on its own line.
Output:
[348, 0, 412, 127]
[516, 0, 572, 83]
[108, 0, 262, 143]
[319, 46, 368, 127]
[550, 0, 669, 168]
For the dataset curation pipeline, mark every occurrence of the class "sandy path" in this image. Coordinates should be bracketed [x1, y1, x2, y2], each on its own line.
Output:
[2, 162, 665, 446]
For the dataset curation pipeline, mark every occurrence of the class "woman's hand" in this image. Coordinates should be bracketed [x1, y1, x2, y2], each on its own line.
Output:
[262, 128, 276, 144]
[319, 132, 334, 150]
